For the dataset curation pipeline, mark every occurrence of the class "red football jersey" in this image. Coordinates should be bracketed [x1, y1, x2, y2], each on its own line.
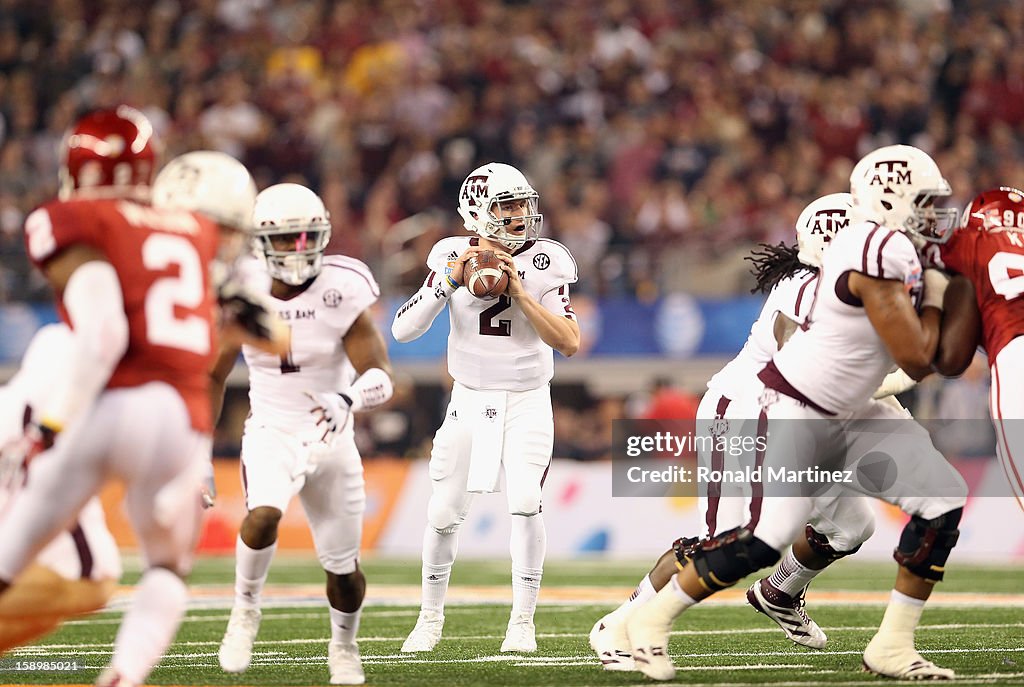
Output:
[938, 226, 1024, 360]
[24, 197, 219, 433]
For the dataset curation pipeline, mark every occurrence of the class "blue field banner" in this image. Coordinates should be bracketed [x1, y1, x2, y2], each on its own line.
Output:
[0, 296, 766, 364]
[380, 294, 766, 360]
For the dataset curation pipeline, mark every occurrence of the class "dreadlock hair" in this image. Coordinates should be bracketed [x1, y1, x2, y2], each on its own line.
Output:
[745, 242, 816, 294]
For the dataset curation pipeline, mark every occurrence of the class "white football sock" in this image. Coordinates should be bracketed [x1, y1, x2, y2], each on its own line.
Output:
[329, 606, 362, 645]
[420, 525, 459, 614]
[109, 568, 188, 684]
[510, 513, 546, 621]
[876, 590, 926, 641]
[234, 535, 277, 610]
[631, 575, 697, 633]
[607, 574, 657, 621]
[767, 550, 822, 596]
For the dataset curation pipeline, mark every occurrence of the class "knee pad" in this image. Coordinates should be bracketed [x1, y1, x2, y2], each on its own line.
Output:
[690, 528, 781, 592]
[320, 551, 359, 576]
[672, 536, 700, 570]
[805, 525, 864, 563]
[893, 507, 962, 582]
[507, 486, 542, 517]
[427, 499, 464, 534]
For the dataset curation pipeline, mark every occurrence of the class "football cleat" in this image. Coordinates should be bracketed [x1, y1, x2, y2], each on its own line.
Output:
[328, 641, 365, 685]
[589, 613, 635, 671]
[400, 611, 444, 652]
[500, 617, 537, 653]
[863, 633, 955, 680]
[218, 606, 262, 673]
[625, 607, 676, 681]
[746, 579, 827, 649]
[94, 667, 137, 687]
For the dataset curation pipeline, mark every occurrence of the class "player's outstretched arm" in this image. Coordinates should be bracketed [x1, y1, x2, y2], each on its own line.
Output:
[391, 274, 456, 343]
[933, 274, 981, 377]
[853, 271, 944, 381]
[497, 254, 580, 357]
[35, 245, 130, 433]
[344, 310, 393, 386]
[208, 341, 242, 426]
[392, 246, 485, 343]
[309, 312, 395, 440]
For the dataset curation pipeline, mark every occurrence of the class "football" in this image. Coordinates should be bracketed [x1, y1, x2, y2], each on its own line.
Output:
[466, 250, 509, 298]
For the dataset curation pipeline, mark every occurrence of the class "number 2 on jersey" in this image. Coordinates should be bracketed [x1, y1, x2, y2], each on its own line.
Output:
[142, 234, 210, 354]
[479, 295, 512, 336]
[988, 251, 1024, 300]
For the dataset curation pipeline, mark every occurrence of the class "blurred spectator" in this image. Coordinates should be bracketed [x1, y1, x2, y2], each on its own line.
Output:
[636, 377, 700, 421]
[2, 0, 1023, 301]
[4, 0, 1024, 458]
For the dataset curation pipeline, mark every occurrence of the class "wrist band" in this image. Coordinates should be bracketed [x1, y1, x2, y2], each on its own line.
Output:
[445, 274, 460, 289]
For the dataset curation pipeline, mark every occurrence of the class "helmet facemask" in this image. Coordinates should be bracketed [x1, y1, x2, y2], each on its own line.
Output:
[901, 188, 959, 245]
[482, 192, 542, 250]
[850, 145, 957, 246]
[256, 219, 332, 285]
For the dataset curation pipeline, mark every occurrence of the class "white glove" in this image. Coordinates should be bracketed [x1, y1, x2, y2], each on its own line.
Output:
[921, 268, 950, 311]
[872, 368, 917, 399]
[305, 391, 354, 442]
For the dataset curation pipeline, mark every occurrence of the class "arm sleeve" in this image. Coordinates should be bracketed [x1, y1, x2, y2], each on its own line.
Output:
[391, 271, 457, 343]
[538, 283, 577, 320]
[344, 367, 393, 411]
[36, 261, 129, 430]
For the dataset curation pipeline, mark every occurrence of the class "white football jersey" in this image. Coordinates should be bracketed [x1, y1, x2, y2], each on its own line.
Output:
[428, 237, 578, 391]
[768, 222, 923, 414]
[240, 255, 380, 429]
[706, 270, 818, 400]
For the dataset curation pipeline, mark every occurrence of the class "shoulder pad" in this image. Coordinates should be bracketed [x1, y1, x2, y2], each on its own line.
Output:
[534, 238, 578, 285]
[426, 236, 469, 274]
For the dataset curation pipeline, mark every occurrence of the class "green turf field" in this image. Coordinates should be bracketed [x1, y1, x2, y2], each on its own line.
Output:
[4, 556, 1023, 686]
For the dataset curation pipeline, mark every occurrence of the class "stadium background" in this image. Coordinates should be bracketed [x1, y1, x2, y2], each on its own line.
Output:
[0, 0, 1021, 562]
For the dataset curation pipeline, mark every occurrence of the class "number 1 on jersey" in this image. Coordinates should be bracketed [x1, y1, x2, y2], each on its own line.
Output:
[279, 324, 300, 373]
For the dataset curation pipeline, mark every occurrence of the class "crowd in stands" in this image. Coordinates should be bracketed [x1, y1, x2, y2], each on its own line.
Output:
[0, 0, 1011, 458]
[1, 0, 1023, 302]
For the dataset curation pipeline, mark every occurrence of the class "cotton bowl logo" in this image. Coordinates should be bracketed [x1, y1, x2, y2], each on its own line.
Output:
[904, 262, 923, 308]
[654, 293, 704, 357]
[868, 159, 912, 192]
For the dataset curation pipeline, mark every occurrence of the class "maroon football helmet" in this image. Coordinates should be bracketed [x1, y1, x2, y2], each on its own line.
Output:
[961, 186, 1024, 233]
[59, 105, 160, 199]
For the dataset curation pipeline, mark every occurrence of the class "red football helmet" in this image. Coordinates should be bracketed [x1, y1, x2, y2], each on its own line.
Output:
[59, 105, 160, 199]
[961, 186, 1024, 233]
